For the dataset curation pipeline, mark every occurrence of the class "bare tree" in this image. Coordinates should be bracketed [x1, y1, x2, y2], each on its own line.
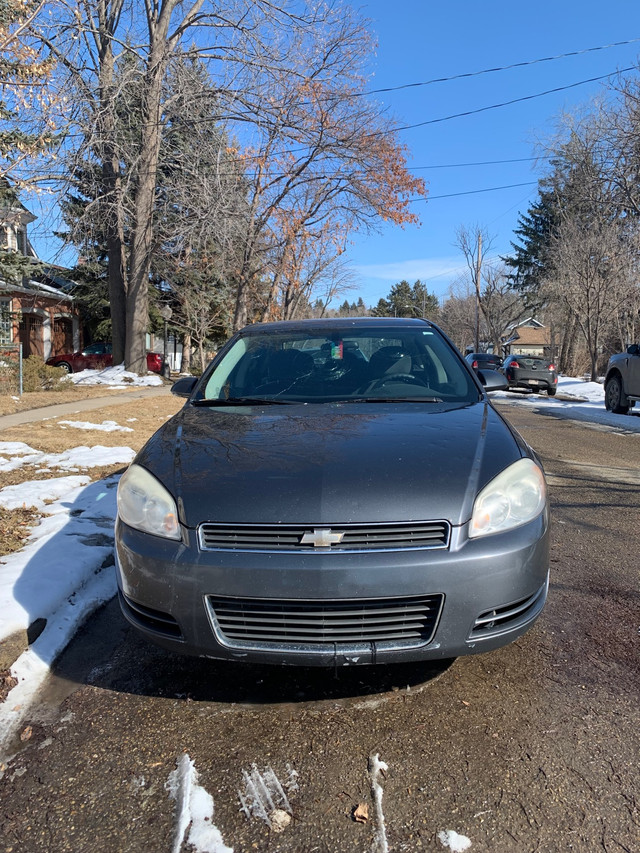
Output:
[228, 21, 426, 331]
[439, 277, 478, 352]
[454, 224, 497, 350]
[480, 263, 526, 354]
[542, 215, 638, 380]
[0, 0, 61, 183]
[33, 1, 409, 371]
[538, 103, 640, 377]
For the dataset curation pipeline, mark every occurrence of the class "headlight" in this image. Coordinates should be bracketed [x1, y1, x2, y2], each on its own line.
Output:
[470, 458, 546, 538]
[117, 464, 180, 540]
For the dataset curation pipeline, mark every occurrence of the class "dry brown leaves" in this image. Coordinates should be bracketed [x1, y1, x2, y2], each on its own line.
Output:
[0, 505, 42, 556]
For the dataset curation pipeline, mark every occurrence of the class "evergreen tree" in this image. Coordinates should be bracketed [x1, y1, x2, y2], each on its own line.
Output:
[503, 182, 561, 303]
[371, 297, 391, 317]
[372, 280, 439, 318]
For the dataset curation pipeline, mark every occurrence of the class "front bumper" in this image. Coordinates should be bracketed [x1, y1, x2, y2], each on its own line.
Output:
[115, 514, 550, 666]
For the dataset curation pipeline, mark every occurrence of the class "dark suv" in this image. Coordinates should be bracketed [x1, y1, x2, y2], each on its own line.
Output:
[502, 355, 558, 396]
[604, 344, 640, 414]
[465, 352, 503, 371]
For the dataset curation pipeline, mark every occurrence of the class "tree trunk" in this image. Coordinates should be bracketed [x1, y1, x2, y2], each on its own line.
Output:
[125, 9, 175, 373]
[97, 2, 127, 364]
[181, 333, 192, 373]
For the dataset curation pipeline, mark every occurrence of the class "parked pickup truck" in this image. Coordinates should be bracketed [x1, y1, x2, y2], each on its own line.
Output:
[604, 344, 640, 414]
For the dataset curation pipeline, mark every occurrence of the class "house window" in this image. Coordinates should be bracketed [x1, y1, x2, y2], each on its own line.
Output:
[0, 298, 12, 344]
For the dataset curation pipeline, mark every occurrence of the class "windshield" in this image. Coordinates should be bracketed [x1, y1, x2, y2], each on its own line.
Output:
[199, 324, 480, 404]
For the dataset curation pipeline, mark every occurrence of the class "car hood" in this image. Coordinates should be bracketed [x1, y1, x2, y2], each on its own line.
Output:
[135, 402, 525, 527]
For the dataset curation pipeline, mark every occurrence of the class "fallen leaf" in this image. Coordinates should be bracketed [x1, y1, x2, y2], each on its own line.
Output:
[20, 725, 33, 742]
[270, 809, 291, 833]
[353, 803, 369, 823]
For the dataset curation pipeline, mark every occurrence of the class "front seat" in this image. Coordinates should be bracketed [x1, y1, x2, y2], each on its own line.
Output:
[368, 346, 413, 381]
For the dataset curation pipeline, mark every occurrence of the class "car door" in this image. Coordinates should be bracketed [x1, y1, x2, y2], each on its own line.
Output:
[627, 345, 640, 396]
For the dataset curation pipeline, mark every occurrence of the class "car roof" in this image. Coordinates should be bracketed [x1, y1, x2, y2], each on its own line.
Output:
[239, 317, 435, 335]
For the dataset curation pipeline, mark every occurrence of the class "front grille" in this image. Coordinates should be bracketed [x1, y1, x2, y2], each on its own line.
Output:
[205, 594, 444, 648]
[198, 521, 450, 552]
[468, 582, 547, 639]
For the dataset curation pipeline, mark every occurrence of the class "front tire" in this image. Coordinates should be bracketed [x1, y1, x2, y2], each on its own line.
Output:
[604, 375, 629, 414]
[57, 361, 72, 374]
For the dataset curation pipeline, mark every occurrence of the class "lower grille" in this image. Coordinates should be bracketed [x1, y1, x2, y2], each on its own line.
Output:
[468, 582, 547, 639]
[198, 521, 450, 551]
[205, 594, 444, 649]
[119, 592, 183, 639]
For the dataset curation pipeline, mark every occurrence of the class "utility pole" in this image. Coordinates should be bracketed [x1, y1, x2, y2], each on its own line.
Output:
[474, 232, 482, 352]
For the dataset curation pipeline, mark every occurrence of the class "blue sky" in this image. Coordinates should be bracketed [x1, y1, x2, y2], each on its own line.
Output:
[346, 0, 640, 307]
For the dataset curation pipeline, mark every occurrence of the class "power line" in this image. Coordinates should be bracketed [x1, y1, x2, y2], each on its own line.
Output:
[360, 38, 640, 98]
[411, 181, 538, 201]
[393, 67, 636, 133]
[412, 156, 539, 170]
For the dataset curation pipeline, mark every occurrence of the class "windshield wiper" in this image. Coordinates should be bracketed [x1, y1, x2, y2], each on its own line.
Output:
[344, 396, 444, 404]
[192, 397, 298, 407]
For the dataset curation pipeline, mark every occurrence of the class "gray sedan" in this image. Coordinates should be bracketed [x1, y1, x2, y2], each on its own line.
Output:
[115, 318, 549, 667]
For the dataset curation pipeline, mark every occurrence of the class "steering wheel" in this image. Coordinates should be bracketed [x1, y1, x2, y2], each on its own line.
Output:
[368, 373, 429, 389]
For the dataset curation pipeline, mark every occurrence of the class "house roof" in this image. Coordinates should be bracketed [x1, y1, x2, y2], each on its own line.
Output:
[0, 179, 37, 226]
[513, 316, 545, 329]
[507, 325, 550, 347]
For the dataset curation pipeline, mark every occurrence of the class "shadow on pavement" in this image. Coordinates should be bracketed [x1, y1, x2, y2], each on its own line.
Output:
[50, 597, 456, 708]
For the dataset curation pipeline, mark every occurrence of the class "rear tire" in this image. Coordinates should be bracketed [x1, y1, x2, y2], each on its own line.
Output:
[604, 375, 629, 414]
[547, 388, 556, 397]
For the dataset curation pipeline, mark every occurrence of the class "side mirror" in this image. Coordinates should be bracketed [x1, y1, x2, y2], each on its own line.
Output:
[478, 368, 508, 392]
[626, 344, 640, 356]
[171, 376, 198, 398]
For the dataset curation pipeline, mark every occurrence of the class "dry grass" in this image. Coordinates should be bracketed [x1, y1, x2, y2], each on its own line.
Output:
[0, 394, 183, 557]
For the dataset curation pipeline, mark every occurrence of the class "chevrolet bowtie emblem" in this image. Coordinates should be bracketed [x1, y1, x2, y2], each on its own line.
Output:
[300, 528, 345, 548]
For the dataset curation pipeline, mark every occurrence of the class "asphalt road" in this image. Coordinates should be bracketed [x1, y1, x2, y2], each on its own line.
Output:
[0, 401, 638, 853]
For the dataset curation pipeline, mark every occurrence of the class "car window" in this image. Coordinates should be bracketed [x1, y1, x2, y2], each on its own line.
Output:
[511, 357, 547, 367]
[201, 325, 479, 404]
[82, 343, 112, 355]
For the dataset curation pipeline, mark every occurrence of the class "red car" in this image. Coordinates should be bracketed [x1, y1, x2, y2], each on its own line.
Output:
[46, 342, 164, 374]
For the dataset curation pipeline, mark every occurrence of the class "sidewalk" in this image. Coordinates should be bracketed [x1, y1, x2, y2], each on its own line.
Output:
[0, 385, 171, 429]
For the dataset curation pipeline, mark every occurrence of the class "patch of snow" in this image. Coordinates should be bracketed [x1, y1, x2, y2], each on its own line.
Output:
[238, 764, 294, 828]
[67, 364, 162, 387]
[438, 829, 472, 851]
[166, 754, 233, 853]
[0, 444, 134, 475]
[0, 441, 36, 456]
[57, 419, 134, 433]
[0, 562, 116, 762]
[0, 475, 91, 510]
[492, 376, 640, 434]
[0, 476, 119, 640]
[369, 753, 389, 853]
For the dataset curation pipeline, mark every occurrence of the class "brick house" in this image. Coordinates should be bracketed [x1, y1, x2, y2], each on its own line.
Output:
[0, 186, 80, 360]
